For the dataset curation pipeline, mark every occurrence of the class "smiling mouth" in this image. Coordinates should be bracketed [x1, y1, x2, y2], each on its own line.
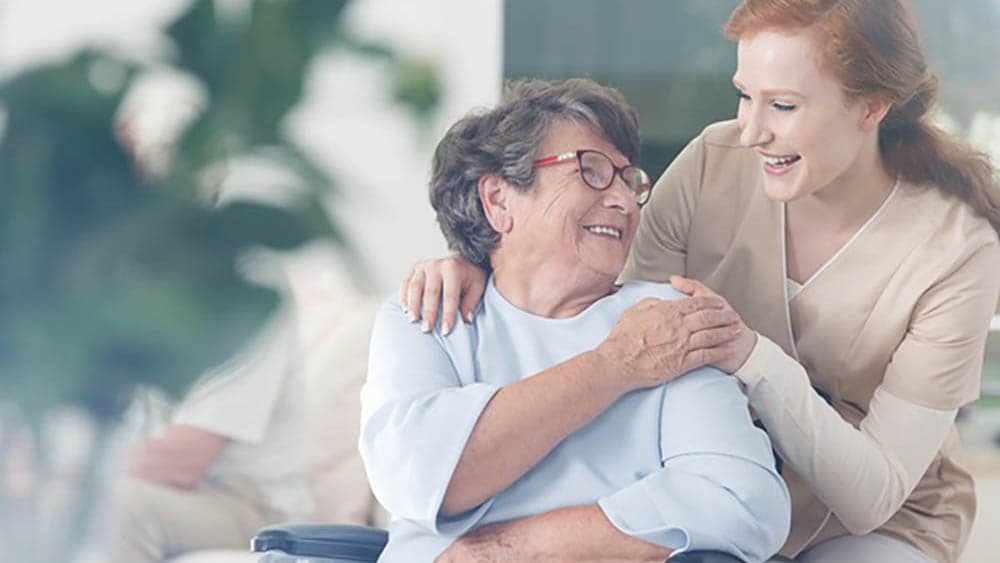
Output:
[761, 153, 801, 168]
[583, 225, 623, 239]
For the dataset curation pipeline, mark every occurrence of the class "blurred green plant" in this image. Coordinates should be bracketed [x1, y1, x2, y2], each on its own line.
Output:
[0, 0, 439, 425]
[0, 0, 439, 560]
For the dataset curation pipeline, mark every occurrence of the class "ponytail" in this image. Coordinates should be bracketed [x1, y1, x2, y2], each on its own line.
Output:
[880, 81, 1000, 236]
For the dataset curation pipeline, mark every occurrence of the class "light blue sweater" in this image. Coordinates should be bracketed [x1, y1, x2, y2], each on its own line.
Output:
[360, 278, 790, 562]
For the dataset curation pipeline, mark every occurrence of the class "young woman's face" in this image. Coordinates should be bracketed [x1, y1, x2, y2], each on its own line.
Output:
[734, 29, 871, 202]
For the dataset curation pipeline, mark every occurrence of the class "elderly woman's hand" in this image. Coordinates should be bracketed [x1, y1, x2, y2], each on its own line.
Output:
[594, 293, 743, 391]
[670, 276, 757, 373]
[400, 256, 487, 335]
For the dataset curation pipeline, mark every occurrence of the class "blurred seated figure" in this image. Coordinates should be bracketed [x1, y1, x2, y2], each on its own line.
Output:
[108, 303, 315, 562]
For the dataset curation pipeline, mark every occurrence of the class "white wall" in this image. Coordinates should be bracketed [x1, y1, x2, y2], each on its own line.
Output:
[0, 0, 504, 295]
[291, 0, 504, 294]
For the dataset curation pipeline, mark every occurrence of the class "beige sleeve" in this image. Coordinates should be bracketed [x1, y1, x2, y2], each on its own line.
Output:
[736, 336, 958, 535]
[881, 241, 1000, 409]
[620, 132, 706, 283]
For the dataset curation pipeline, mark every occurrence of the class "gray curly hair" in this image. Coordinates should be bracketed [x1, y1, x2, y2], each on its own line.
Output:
[429, 78, 640, 271]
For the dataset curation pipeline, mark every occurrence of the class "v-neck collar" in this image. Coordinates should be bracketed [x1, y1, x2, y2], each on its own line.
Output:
[783, 179, 899, 295]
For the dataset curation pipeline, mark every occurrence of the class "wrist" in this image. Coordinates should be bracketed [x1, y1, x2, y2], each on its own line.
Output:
[582, 347, 631, 398]
[733, 330, 758, 373]
[731, 330, 758, 373]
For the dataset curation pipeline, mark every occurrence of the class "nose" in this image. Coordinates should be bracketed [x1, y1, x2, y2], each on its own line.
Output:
[738, 104, 772, 148]
[602, 175, 635, 212]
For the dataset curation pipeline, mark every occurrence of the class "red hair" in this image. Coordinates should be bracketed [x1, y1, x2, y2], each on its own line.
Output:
[725, 0, 1000, 234]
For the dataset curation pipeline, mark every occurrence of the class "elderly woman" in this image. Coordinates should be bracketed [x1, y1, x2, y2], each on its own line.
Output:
[359, 78, 790, 563]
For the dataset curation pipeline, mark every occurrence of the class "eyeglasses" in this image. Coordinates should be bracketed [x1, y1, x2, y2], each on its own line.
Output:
[533, 149, 653, 206]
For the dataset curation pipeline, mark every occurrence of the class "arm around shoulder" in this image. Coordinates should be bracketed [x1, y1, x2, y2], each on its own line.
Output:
[733, 241, 1000, 534]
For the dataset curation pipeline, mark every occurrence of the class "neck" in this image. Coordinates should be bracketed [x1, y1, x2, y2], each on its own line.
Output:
[789, 140, 896, 232]
[490, 255, 616, 319]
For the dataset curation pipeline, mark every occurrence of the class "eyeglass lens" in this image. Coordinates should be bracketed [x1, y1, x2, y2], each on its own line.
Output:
[579, 151, 651, 203]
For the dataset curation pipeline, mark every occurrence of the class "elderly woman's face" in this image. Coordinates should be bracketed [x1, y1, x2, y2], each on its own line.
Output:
[505, 120, 640, 279]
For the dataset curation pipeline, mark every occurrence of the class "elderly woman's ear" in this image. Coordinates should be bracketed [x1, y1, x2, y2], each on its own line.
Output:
[478, 174, 514, 233]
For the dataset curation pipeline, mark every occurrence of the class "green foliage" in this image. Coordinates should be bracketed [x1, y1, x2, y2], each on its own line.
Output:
[0, 0, 439, 423]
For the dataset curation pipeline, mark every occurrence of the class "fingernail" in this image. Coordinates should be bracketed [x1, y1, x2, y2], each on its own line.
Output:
[464, 311, 473, 324]
[443, 323, 452, 335]
[421, 320, 431, 333]
[408, 311, 418, 323]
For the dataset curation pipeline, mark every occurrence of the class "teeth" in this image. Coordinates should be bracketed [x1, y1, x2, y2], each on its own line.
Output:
[585, 225, 622, 239]
[763, 154, 800, 166]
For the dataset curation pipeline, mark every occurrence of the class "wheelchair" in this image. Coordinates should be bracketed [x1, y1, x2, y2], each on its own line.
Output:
[251, 523, 745, 562]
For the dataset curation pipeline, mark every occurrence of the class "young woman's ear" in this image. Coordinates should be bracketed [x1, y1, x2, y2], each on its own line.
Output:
[479, 174, 513, 233]
[861, 95, 893, 132]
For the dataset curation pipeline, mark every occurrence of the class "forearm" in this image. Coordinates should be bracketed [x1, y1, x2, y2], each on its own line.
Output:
[736, 336, 954, 533]
[506, 505, 671, 563]
[441, 351, 624, 516]
[129, 425, 228, 489]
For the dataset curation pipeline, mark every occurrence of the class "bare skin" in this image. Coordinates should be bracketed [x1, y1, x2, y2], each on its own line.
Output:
[435, 122, 743, 521]
[440, 294, 739, 516]
[400, 257, 751, 372]
[402, 25, 915, 563]
[734, 31, 895, 284]
[415, 122, 749, 562]
[436, 505, 670, 563]
[128, 425, 227, 490]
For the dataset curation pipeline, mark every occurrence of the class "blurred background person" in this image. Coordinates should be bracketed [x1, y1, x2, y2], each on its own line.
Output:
[108, 307, 312, 562]
[1, 1, 997, 562]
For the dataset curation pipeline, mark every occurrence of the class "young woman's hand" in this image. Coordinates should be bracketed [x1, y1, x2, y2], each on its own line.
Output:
[399, 256, 488, 334]
[670, 276, 758, 373]
[594, 295, 742, 392]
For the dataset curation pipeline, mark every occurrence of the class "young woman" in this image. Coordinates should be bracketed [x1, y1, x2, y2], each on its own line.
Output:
[399, 1, 1000, 561]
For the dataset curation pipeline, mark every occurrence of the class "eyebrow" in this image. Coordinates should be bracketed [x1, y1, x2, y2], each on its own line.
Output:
[732, 77, 805, 98]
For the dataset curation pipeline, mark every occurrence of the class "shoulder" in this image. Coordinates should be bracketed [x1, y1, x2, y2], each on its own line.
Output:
[700, 119, 742, 147]
[669, 120, 745, 165]
[897, 182, 999, 275]
[372, 297, 435, 345]
[668, 120, 759, 201]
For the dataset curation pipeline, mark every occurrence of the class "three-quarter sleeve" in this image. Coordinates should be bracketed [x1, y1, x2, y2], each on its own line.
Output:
[598, 369, 791, 563]
[359, 300, 502, 535]
[621, 132, 707, 283]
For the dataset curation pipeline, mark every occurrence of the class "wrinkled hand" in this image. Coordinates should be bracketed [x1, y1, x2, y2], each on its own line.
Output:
[400, 256, 488, 335]
[435, 521, 523, 563]
[595, 293, 742, 391]
[670, 276, 757, 373]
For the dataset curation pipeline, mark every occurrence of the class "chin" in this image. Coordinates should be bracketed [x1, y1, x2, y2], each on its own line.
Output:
[595, 259, 628, 278]
[576, 244, 630, 279]
[761, 175, 808, 203]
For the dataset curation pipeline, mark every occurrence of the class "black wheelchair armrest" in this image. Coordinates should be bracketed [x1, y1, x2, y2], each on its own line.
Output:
[252, 524, 387, 561]
[251, 523, 744, 562]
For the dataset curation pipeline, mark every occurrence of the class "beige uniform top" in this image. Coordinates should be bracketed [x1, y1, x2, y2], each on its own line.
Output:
[622, 120, 1000, 562]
